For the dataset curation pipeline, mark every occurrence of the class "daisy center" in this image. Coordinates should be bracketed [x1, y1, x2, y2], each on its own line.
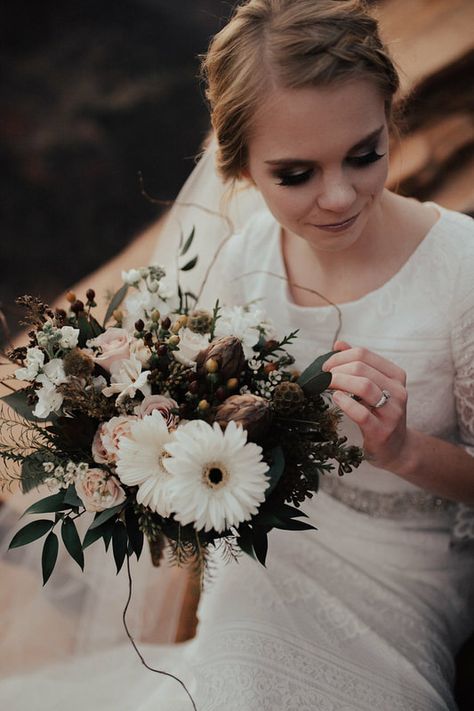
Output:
[202, 462, 230, 490]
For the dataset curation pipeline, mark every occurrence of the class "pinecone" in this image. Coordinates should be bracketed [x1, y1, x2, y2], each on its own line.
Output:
[215, 393, 271, 442]
[196, 336, 245, 381]
[273, 381, 305, 414]
[187, 309, 213, 334]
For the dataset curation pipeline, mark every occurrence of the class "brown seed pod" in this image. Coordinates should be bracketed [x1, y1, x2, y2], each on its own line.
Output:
[272, 381, 305, 415]
[215, 393, 271, 442]
[196, 336, 245, 381]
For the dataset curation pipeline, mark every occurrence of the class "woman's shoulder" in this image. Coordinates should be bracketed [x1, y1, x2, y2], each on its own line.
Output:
[218, 207, 280, 268]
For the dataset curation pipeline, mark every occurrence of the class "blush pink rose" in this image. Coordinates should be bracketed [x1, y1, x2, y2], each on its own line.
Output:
[89, 328, 130, 372]
[92, 415, 137, 464]
[138, 395, 179, 428]
[76, 469, 126, 513]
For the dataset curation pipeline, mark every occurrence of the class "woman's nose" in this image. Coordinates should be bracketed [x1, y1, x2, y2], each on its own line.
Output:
[316, 171, 356, 214]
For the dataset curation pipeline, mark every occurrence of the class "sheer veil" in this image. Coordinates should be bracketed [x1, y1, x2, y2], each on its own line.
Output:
[0, 134, 266, 677]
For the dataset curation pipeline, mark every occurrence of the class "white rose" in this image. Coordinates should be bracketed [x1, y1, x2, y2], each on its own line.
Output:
[173, 328, 209, 367]
[15, 347, 45, 381]
[59, 326, 80, 349]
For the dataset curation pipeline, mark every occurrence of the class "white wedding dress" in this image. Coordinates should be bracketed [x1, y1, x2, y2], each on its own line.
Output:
[1, 199, 473, 711]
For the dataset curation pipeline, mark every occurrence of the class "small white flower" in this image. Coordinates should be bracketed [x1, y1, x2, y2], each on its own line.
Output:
[31, 357, 68, 418]
[121, 268, 142, 286]
[173, 328, 209, 367]
[102, 354, 151, 404]
[115, 410, 175, 516]
[54, 465, 65, 479]
[248, 358, 262, 373]
[42, 462, 55, 473]
[59, 326, 80, 349]
[214, 306, 262, 358]
[15, 347, 45, 381]
[43, 358, 67, 386]
[164, 419, 270, 533]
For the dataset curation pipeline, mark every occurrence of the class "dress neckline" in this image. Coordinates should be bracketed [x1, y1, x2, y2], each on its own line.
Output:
[274, 201, 447, 313]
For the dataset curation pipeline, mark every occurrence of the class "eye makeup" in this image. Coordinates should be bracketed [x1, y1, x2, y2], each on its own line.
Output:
[274, 146, 386, 186]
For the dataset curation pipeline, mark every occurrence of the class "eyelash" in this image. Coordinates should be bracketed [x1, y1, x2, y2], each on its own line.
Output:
[276, 149, 386, 186]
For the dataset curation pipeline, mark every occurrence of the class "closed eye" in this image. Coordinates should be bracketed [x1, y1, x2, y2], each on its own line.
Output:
[346, 149, 386, 167]
[276, 169, 313, 186]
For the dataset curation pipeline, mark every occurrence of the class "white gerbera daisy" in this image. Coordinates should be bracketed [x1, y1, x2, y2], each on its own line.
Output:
[164, 419, 270, 533]
[115, 410, 174, 517]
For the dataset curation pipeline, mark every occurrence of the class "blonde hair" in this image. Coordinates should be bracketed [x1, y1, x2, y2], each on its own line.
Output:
[201, 0, 400, 183]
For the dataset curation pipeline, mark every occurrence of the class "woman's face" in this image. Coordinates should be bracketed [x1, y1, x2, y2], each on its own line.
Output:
[245, 78, 390, 253]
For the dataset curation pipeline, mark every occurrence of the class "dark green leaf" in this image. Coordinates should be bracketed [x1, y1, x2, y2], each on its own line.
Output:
[0, 390, 43, 421]
[180, 226, 195, 256]
[252, 528, 269, 567]
[42, 531, 59, 585]
[89, 503, 124, 530]
[87, 315, 104, 339]
[63, 484, 83, 508]
[274, 519, 316, 531]
[125, 507, 144, 560]
[20, 453, 50, 493]
[9, 519, 54, 549]
[274, 503, 309, 520]
[180, 255, 198, 272]
[237, 525, 256, 561]
[103, 283, 129, 327]
[265, 446, 285, 498]
[61, 518, 84, 570]
[22, 491, 68, 517]
[297, 351, 335, 395]
[82, 524, 106, 550]
[102, 519, 114, 552]
[112, 521, 128, 574]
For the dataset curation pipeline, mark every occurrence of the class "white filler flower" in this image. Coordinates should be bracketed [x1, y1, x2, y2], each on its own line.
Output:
[116, 410, 174, 517]
[164, 419, 270, 533]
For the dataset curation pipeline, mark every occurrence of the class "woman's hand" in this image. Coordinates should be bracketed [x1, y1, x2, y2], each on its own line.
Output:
[322, 340, 409, 471]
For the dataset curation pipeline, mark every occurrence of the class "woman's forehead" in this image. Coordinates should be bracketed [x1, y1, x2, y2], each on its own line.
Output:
[248, 79, 387, 160]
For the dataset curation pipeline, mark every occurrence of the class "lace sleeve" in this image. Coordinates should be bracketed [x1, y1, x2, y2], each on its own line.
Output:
[450, 227, 474, 543]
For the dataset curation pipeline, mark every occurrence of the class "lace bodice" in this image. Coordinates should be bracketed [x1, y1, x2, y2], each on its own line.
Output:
[212, 201, 474, 540]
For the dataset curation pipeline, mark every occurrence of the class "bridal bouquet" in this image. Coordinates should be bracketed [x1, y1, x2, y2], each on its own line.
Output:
[0, 233, 362, 584]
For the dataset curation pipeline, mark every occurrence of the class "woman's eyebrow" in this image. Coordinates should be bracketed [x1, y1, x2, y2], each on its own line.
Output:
[265, 125, 384, 166]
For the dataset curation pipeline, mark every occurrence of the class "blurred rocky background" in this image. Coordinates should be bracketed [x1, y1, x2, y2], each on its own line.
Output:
[1, 0, 473, 347]
[0, 0, 234, 342]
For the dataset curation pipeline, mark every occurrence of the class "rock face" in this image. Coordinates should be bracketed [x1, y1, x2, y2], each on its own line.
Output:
[1, 0, 472, 347]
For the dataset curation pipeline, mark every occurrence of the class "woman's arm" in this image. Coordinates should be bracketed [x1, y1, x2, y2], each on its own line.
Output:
[323, 340, 474, 505]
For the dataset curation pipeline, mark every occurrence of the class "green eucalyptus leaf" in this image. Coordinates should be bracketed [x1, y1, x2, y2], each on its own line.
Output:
[61, 518, 84, 570]
[180, 227, 195, 256]
[297, 351, 335, 395]
[21, 491, 68, 517]
[82, 523, 107, 550]
[180, 255, 198, 272]
[112, 520, 128, 574]
[103, 283, 129, 327]
[88, 503, 124, 530]
[42, 531, 59, 585]
[9, 519, 54, 549]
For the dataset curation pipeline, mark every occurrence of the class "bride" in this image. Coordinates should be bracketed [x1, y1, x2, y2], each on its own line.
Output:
[1, 1, 473, 709]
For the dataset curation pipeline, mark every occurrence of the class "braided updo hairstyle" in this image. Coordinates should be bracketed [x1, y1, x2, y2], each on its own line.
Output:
[202, 0, 400, 183]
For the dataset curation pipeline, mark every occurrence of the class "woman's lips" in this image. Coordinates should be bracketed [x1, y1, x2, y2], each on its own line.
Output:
[311, 212, 360, 233]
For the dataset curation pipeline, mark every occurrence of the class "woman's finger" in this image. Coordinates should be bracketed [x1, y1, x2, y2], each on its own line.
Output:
[327, 361, 406, 399]
[331, 390, 379, 428]
[329, 373, 388, 408]
[323, 344, 406, 384]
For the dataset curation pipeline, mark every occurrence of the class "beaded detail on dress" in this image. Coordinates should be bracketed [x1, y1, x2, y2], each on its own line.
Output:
[318, 475, 455, 518]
